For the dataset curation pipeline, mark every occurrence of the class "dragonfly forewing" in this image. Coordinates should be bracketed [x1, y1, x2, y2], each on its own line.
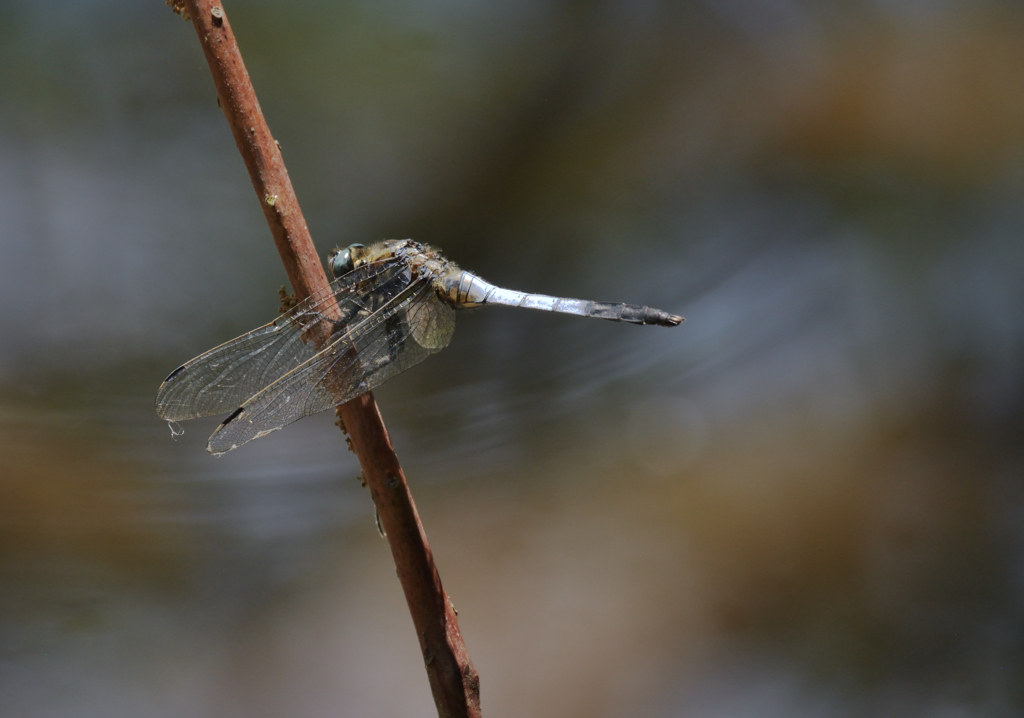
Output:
[155, 259, 408, 422]
[206, 277, 455, 455]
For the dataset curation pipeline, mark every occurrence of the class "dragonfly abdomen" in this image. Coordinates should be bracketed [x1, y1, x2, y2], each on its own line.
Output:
[446, 271, 682, 327]
[584, 301, 682, 326]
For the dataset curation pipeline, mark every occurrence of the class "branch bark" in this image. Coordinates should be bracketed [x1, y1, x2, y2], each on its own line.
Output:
[176, 2, 480, 715]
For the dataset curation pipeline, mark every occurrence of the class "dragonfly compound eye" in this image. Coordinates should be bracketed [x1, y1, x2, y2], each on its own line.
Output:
[329, 243, 364, 278]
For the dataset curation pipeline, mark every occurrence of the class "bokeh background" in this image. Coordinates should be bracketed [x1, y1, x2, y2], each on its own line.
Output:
[2, 0, 1023, 715]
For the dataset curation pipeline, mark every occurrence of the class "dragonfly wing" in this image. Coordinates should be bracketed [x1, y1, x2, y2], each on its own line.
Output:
[155, 259, 409, 421]
[206, 279, 456, 455]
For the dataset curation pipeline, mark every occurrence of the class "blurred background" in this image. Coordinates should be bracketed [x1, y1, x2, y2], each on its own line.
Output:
[1, 0, 1023, 715]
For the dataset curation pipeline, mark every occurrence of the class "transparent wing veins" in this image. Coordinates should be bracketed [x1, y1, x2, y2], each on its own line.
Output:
[155, 258, 407, 421]
[206, 276, 455, 454]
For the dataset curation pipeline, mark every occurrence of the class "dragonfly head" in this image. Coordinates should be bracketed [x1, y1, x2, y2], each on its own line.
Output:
[327, 243, 366, 279]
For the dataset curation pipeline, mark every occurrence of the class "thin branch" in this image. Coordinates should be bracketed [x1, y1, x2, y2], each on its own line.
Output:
[177, 3, 480, 715]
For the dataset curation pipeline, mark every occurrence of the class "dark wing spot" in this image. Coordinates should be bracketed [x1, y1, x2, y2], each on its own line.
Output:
[164, 365, 186, 383]
[221, 407, 244, 426]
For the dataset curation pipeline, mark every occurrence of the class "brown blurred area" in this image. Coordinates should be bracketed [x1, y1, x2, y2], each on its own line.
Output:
[0, 1, 1022, 716]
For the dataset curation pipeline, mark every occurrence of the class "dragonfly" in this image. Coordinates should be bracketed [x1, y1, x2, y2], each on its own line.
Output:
[156, 239, 683, 455]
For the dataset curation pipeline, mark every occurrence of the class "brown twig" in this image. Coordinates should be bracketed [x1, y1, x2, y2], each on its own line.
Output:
[177, 3, 480, 715]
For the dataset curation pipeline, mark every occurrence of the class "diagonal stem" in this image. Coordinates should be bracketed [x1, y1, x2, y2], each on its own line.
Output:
[175, 2, 481, 715]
